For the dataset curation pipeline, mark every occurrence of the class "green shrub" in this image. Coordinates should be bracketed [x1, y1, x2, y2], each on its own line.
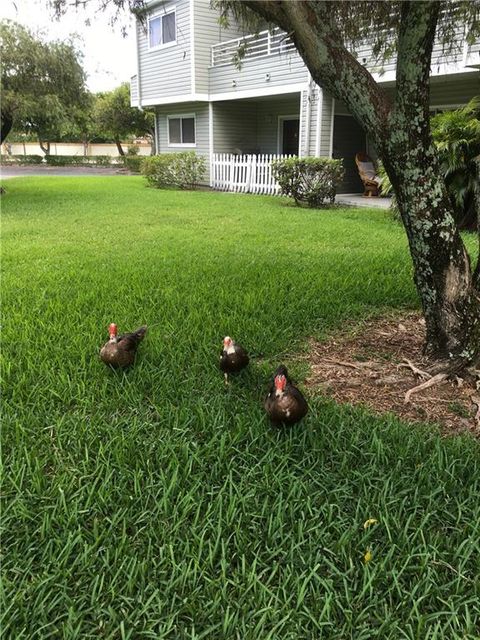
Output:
[431, 97, 480, 231]
[91, 155, 117, 166]
[45, 155, 82, 166]
[1, 154, 43, 165]
[272, 157, 344, 207]
[127, 144, 140, 156]
[141, 152, 206, 189]
[123, 156, 144, 173]
[44, 155, 122, 167]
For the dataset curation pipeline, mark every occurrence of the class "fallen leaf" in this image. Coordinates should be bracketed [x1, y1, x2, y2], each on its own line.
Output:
[364, 549, 373, 564]
[363, 518, 378, 529]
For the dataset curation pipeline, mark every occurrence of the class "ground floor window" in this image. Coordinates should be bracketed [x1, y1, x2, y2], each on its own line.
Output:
[167, 114, 196, 146]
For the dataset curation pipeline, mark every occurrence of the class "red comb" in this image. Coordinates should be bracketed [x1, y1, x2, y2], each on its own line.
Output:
[108, 323, 117, 335]
[274, 374, 287, 390]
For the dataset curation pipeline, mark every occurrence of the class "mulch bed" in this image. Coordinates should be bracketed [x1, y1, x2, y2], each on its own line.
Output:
[306, 312, 480, 437]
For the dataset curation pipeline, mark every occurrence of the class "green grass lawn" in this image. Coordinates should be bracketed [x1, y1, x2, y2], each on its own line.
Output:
[2, 177, 480, 639]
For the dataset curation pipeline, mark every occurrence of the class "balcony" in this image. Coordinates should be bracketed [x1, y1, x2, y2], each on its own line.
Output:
[211, 28, 296, 67]
[209, 28, 307, 98]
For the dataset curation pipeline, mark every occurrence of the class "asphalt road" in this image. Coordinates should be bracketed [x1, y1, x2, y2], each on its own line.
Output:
[1, 165, 132, 179]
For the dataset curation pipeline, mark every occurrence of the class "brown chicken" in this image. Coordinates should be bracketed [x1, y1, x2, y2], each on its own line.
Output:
[219, 336, 249, 384]
[100, 323, 147, 368]
[264, 365, 309, 426]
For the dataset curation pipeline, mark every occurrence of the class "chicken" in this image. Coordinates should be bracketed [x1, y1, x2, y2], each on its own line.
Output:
[100, 323, 147, 368]
[219, 336, 249, 384]
[264, 365, 308, 426]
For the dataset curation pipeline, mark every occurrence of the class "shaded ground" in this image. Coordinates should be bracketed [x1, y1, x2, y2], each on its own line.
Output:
[306, 312, 479, 437]
[0, 164, 132, 178]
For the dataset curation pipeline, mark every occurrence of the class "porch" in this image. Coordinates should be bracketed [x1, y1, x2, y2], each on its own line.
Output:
[211, 93, 301, 157]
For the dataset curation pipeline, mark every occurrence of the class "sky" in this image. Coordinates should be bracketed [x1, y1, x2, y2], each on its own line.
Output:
[1, 0, 137, 93]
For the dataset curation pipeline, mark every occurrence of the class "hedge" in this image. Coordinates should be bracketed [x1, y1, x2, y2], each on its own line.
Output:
[141, 152, 206, 189]
[272, 157, 344, 207]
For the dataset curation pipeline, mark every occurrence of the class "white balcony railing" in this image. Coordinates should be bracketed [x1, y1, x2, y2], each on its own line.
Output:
[211, 28, 296, 67]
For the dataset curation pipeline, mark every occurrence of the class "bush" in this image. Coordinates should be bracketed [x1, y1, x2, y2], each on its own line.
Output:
[272, 157, 344, 207]
[91, 155, 118, 166]
[141, 152, 206, 189]
[123, 156, 144, 173]
[0, 154, 43, 165]
[45, 155, 83, 166]
[44, 155, 122, 167]
[127, 144, 140, 156]
[431, 97, 480, 231]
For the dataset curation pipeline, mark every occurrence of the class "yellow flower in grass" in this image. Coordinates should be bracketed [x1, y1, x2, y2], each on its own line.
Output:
[363, 518, 378, 529]
[364, 549, 373, 564]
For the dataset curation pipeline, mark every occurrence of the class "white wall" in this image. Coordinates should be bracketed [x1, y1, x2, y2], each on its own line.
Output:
[2, 142, 152, 157]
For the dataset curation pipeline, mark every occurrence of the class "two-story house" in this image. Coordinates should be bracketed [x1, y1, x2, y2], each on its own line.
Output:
[131, 0, 480, 192]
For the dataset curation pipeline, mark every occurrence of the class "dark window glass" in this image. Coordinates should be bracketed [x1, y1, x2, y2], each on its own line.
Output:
[182, 118, 195, 144]
[168, 118, 181, 144]
[162, 12, 176, 44]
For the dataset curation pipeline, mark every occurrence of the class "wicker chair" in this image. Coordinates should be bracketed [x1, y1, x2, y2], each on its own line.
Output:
[355, 152, 381, 196]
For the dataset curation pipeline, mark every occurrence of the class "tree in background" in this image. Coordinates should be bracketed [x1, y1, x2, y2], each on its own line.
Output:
[94, 83, 154, 156]
[0, 21, 89, 151]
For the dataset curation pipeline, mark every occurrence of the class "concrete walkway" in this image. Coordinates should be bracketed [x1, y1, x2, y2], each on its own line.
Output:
[0, 165, 131, 179]
[336, 193, 391, 208]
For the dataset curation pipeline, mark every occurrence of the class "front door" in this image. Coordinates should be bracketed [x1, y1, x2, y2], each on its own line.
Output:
[281, 118, 300, 155]
[332, 115, 366, 193]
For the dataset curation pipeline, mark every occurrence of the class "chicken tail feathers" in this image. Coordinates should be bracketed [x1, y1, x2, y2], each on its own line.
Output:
[133, 325, 148, 342]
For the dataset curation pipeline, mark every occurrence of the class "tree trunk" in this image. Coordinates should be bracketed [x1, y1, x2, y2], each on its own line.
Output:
[115, 139, 125, 156]
[1, 112, 13, 144]
[240, 0, 480, 370]
[39, 140, 50, 155]
[383, 154, 480, 369]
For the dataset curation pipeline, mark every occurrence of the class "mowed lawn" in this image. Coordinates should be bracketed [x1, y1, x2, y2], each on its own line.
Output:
[2, 177, 480, 639]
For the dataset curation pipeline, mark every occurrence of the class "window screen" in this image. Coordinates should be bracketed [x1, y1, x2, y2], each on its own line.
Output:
[162, 12, 176, 44]
[149, 17, 161, 48]
[168, 118, 182, 144]
[149, 10, 176, 48]
[168, 116, 196, 145]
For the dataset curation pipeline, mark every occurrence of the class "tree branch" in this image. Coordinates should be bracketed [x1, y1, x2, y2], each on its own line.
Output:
[394, 1, 441, 119]
[240, 0, 391, 145]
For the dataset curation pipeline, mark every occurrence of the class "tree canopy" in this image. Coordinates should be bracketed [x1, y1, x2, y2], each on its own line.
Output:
[0, 20, 90, 148]
[94, 83, 155, 155]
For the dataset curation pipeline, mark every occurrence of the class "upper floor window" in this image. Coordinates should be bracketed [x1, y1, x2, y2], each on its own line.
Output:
[167, 114, 196, 146]
[149, 9, 176, 49]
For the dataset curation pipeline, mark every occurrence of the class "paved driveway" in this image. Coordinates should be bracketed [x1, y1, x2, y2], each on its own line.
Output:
[1, 165, 132, 179]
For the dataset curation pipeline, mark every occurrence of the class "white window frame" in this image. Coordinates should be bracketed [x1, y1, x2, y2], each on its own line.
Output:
[167, 113, 196, 147]
[148, 6, 177, 51]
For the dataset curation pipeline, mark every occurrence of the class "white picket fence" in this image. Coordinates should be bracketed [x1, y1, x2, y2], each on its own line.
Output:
[211, 153, 292, 195]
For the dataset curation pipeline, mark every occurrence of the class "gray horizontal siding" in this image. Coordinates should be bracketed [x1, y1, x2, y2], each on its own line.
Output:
[130, 75, 138, 105]
[319, 95, 334, 157]
[213, 102, 257, 153]
[299, 82, 323, 157]
[256, 95, 301, 154]
[430, 73, 480, 105]
[194, 0, 248, 95]
[155, 102, 210, 180]
[209, 52, 308, 95]
[212, 95, 300, 155]
[138, 0, 192, 104]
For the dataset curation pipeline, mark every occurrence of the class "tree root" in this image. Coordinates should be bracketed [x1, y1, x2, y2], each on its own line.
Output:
[398, 358, 431, 379]
[404, 373, 448, 404]
[471, 395, 480, 427]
